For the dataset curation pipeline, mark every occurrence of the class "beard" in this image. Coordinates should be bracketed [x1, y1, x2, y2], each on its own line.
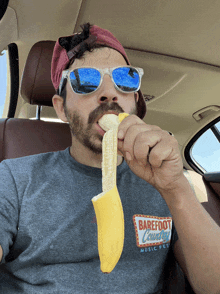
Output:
[64, 100, 138, 155]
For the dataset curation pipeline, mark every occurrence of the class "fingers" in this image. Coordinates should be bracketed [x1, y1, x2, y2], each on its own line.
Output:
[118, 114, 161, 139]
[118, 125, 159, 154]
[119, 127, 178, 167]
[132, 131, 162, 164]
[142, 133, 176, 167]
[117, 115, 146, 139]
[116, 115, 184, 192]
[117, 115, 163, 161]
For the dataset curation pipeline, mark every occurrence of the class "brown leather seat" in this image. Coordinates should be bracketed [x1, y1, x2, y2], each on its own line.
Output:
[0, 118, 71, 161]
[0, 41, 71, 162]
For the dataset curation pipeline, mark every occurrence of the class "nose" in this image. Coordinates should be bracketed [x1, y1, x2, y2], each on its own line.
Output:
[97, 74, 118, 104]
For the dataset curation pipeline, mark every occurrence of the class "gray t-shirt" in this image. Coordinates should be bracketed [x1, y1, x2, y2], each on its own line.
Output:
[0, 148, 178, 293]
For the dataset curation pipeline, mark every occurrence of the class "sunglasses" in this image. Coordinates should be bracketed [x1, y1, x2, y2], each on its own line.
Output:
[58, 66, 144, 95]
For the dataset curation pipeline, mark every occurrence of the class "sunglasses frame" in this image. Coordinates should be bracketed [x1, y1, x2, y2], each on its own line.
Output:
[58, 66, 144, 95]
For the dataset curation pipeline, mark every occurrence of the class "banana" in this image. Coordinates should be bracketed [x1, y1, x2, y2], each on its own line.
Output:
[92, 112, 129, 273]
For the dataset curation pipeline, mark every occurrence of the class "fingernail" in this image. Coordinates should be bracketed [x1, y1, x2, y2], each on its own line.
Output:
[126, 152, 132, 161]
[118, 130, 124, 139]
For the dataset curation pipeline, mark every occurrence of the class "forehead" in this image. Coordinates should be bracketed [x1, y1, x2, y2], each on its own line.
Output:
[69, 47, 128, 69]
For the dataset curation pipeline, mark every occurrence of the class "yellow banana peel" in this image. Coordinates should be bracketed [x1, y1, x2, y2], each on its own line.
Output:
[118, 112, 129, 123]
[92, 112, 129, 274]
[92, 185, 124, 273]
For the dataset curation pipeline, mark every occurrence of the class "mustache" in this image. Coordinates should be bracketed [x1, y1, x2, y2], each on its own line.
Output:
[88, 103, 124, 125]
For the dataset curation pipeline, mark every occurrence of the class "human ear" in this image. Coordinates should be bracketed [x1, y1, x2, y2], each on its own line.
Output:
[52, 95, 68, 123]
[134, 92, 139, 102]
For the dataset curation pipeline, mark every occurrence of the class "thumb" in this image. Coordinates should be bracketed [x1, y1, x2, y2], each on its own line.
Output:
[117, 139, 125, 157]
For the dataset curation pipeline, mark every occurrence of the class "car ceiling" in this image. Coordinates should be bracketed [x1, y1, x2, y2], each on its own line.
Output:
[1, 0, 220, 169]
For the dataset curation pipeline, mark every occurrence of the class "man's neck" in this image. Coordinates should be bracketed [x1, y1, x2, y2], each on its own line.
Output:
[69, 141, 123, 168]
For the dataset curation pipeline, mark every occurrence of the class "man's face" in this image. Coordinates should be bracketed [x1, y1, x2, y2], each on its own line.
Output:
[63, 47, 138, 155]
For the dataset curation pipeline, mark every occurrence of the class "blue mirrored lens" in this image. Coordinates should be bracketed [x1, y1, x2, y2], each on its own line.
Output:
[112, 67, 140, 92]
[70, 68, 101, 94]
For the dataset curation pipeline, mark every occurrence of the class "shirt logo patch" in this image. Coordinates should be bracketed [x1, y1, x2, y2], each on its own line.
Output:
[133, 214, 172, 247]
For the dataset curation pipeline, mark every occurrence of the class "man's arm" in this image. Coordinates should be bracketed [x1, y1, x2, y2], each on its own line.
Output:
[163, 174, 220, 294]
[117, 114, 220, 293]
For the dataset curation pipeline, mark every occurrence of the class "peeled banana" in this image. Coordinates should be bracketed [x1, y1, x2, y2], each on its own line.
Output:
[92, 112, 129, 273]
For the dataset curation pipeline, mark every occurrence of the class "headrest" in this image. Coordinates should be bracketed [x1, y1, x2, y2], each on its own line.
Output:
[20, 41, 56, 106]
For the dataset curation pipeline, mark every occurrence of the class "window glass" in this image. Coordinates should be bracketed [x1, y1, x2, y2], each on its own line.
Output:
[0, 50, 7, 118]
[191, 121, 220, 172]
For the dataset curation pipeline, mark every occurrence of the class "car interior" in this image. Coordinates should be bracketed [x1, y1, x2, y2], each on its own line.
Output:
[0, 0, 220, 293]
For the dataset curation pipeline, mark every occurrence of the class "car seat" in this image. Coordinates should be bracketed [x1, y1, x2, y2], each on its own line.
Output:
[0, 41, 71, 162]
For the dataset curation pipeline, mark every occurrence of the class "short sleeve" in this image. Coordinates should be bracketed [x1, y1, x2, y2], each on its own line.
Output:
[0, 161, 19, 263]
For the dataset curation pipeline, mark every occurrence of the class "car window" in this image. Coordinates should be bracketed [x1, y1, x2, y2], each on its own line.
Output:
[0, 50, 7, 118]
[190, 120, 220, 173]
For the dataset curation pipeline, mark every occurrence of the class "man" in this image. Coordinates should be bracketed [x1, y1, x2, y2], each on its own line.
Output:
[0, 23, 219, 293]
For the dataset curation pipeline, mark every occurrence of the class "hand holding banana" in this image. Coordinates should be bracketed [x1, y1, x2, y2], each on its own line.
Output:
[117, 114, 184, 194]
[92, 113, 183, 274]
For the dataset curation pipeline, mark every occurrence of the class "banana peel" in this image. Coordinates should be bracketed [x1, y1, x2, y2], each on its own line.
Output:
[92, 185, 124, 273]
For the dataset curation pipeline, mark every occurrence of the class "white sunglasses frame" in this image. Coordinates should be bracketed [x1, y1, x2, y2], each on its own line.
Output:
[58, 66, 144, 95]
